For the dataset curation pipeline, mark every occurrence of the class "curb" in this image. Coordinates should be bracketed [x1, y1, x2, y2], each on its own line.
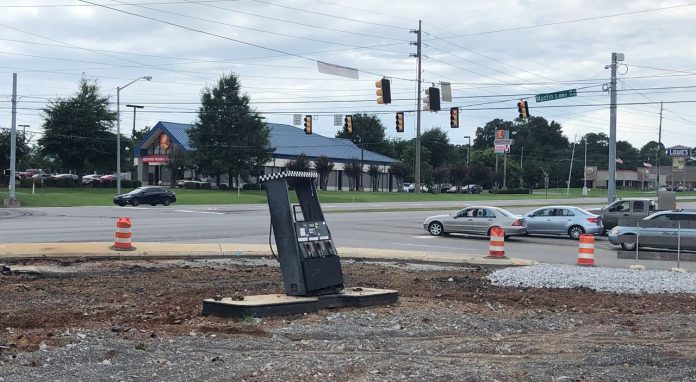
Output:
[0, 242, 535, 268]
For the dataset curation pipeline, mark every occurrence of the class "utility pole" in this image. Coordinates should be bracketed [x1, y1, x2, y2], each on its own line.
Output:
[9, 74, 18, 206]
[607, 52, 624, 203]
[411, 20, 422, 193]
[126, 104, 143, 182]
[582, 138, 588, 196]
[656, 101, 663, 197]
[567, 136, 577, 195]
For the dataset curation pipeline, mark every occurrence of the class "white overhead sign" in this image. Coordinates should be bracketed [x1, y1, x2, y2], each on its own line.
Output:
[317, 61, 359, 79]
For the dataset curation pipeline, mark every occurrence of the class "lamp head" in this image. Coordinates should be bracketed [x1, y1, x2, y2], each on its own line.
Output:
[143, 76, 152, 81]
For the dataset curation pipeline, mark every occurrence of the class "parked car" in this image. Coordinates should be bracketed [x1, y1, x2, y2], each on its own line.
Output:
[113, 186, 176, 207]
[31, 173, 52, 180]
[523, 206, 604, 239]
[608, 210, 696, 250]
[676, 185, 686, 192]
[588, 198, 657, 230]
[439, 183, 453, 193]
[52, 174, 79, 180]
[401, 183, 412, 192]
[423, 206, 526, 237]
[446, 184, 482, 194]
[408, 183, 429, 193]
[82, 174, 102, 186]
[100, 175, 118, 182]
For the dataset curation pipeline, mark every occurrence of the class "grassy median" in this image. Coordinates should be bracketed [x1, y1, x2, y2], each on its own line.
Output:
[0, 186, 685, 207]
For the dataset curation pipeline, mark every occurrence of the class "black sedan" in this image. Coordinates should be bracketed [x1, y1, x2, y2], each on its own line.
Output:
[113, 186, 176, 207]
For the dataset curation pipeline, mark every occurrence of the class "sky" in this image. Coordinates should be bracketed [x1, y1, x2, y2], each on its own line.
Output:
[1, 0, 696, 154]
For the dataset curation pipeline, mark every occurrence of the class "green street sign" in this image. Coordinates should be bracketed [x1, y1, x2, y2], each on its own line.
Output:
[535, 89, 577, 103]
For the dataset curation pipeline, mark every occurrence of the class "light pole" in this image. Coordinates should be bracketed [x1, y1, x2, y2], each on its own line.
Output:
[463, 136, 471, 164]
[117, 76, 151, 194]
[126, 104, 144, 183]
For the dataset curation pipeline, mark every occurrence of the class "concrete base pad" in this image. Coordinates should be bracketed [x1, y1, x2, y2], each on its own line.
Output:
[617, 250, 696, 262]
[2, 198, 20, 208]
[201, 287, 399, 318]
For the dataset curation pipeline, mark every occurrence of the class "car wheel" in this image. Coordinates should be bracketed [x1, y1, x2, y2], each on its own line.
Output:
[428, 221, 444, 236]
[621, 237, 637, 251]
[568, 225, 585, 239]
[130, 198, 140, 207]
[163, 198, 171, 206]
[116, 201, 125, 207]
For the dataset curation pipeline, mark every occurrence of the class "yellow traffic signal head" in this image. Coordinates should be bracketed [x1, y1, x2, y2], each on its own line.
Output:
[375, 78, 392, 104]
[395, 112, 404, 133]
[449, 107, 459, 128]
[303, 114, 312, 134]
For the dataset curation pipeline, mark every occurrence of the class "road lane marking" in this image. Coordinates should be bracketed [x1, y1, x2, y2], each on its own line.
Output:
[412, 235, 437, 239]
[175, 210, 225, 215]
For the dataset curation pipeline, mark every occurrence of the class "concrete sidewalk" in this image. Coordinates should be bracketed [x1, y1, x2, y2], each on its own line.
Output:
[0, 242, 534, 267]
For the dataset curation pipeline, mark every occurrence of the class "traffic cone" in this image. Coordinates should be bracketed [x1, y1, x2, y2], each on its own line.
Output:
[487, 226, 507, 259]
[111, 217, 135, 251]
[576, 234, 595, 266]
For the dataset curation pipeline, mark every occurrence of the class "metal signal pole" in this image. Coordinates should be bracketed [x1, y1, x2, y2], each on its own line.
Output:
[607, 52, 623, 203]
[411, 20, 422, 193]
[656, 101, 663, 197]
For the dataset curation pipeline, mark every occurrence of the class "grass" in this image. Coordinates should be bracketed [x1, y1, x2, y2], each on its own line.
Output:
[0, 186, 693, 208]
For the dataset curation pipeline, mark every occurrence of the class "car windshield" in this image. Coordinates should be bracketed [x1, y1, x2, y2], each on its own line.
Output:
[126, 187, 145, 195]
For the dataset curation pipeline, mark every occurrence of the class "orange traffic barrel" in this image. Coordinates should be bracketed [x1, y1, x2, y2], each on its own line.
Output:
[111, 217, 135, 251]
[487, 226, 507, 258]
[576, 234, 595, 266]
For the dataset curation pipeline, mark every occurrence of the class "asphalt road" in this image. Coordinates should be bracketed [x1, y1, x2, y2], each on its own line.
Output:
[1, 199, 695, 271]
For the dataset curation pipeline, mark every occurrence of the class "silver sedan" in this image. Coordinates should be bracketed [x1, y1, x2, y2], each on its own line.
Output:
[423, 206, 526, 237]
[523, 206, 604, 239]
[608, 210, 696, 250]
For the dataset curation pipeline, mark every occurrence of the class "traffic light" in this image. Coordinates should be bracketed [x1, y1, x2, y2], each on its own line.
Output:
[449, 107, 459, 128]
[303, 115, 312, 134]
[375, 78, 391, 104]
[344, 115, 353, 134]
[423, 87, 440, 112]
[517, 100, 529, 119]
[395, 112, 404, 133]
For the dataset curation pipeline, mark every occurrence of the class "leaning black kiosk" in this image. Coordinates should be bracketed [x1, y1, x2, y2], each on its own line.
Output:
[202, 171, 398, 318]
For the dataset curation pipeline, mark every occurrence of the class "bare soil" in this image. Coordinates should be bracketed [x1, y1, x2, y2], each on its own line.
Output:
[1, 258, 695, 381]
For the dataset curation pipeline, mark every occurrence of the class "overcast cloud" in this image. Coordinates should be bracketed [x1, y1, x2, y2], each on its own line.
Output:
[1, 0, 696, 153]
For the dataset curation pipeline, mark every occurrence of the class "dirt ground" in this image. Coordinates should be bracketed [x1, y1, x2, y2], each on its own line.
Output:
[1, 258, 696, 382]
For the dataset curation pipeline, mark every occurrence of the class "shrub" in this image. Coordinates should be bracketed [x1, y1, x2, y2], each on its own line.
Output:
[102, 180, 115, 188]
[200, 182, 212, 190]
[64, 179, 77, 188]
[19, 178, 33, 188]
[121, 179, 132, 188]
[218, 183, 229, 190]
[132, 180, 142, 188]
[488, 188, 532, 194]
[242, 183, 263, 191]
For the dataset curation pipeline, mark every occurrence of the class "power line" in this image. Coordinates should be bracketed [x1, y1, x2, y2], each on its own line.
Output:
[425, 2, 696, 39]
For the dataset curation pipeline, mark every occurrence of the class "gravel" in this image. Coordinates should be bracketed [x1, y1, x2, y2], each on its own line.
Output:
[488, 263, 696, 294]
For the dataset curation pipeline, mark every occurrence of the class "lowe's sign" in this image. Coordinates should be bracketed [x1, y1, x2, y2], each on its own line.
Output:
[667, 147, 691, 157]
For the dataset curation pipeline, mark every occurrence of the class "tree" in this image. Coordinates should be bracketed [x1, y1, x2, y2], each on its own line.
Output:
[0, 130, 30, 175]
[449, 161, 468, 187]
[189, 73, 273, 185]
[368, 164, 381, 192]
[335, 114, 390, 157]
[343, 159, 362, 191]
[420, 128, 451, 169]
[640, 141, 670, 166]
[388, 161, 410, 190]
[314, 156, 334, 190]
[473, 119, 513, 149]
[166, 144, 191, 184]
[39, 79, 117, 178]
[285, 154, 311, 172]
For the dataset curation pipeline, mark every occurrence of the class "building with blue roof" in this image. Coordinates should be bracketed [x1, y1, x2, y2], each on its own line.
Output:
[135, 121, 398, 191]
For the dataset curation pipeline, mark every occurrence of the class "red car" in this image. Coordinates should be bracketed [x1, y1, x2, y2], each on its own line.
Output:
[100, 175, 117, 182]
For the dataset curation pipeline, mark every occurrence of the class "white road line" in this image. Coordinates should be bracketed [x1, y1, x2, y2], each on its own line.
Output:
[391, 242, 477, 251]
[175, 210, 225, 215]
[412, 235, 437, 239]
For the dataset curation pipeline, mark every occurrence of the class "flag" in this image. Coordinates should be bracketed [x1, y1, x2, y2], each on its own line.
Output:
[643, 162, 653, 168]
[616, 158, 623, 164]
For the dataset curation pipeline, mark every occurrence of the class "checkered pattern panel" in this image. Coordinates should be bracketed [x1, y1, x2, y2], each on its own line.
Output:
[259, 171, 319, 183]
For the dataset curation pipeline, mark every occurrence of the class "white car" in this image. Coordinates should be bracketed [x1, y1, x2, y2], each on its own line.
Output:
[52, 174, 79, 180]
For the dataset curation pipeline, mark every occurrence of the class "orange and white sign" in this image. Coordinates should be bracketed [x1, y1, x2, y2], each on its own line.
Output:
[159, 133, 170, 151]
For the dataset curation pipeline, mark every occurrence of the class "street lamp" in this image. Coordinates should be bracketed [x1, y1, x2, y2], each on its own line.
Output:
[463, 136, 471, 164]
[116, 76, 151, 194]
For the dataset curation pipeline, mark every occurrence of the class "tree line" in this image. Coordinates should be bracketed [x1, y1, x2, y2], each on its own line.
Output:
[0, 72, 681, 190]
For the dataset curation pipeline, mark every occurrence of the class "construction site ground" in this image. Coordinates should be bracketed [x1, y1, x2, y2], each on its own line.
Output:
[1, 258, 695, 382]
